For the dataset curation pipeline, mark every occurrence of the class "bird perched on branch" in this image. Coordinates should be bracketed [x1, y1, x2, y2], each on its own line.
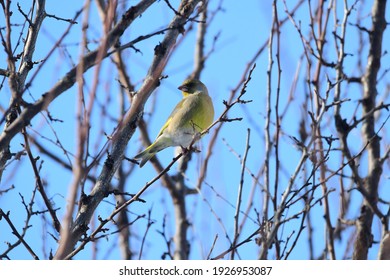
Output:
[134, 79, 214, 167]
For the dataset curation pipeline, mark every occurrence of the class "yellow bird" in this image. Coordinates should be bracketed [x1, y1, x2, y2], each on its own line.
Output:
[135, 79, 214, 167]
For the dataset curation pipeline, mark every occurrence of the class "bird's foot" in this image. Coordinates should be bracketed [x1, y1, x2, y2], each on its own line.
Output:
[180, 145, 200, 153]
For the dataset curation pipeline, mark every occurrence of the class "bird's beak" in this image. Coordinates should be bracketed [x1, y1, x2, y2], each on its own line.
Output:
[178, 85, 188, 92]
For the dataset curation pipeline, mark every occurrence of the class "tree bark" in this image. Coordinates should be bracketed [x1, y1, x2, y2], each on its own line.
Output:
[353, 0, 387, 260]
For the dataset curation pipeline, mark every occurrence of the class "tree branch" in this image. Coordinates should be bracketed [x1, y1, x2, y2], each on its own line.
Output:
[53, 0, 202, 260]
[354, 0, 387, 260]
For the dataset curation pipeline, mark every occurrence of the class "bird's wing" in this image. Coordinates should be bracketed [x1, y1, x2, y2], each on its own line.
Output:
[155, 98, 186, 138]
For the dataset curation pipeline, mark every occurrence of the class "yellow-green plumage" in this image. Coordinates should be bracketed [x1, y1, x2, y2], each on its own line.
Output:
[134, 79, 214, 167]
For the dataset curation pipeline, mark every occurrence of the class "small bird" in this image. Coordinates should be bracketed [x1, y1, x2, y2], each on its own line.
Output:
[135, 79, 214, 167]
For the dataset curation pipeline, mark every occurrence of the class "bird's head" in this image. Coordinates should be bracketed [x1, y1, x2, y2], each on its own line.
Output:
[178, 79, 208, 96]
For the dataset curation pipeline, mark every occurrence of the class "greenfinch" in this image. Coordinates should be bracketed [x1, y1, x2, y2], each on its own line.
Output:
[135, 79, 214, 167]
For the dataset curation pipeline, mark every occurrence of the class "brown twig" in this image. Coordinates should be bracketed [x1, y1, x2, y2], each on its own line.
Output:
[0, 209, 39, 260]
[231, 128, 251, 259]
[22, 129, 61, 232]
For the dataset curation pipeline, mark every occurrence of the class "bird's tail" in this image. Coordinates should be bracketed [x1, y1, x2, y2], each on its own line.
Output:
[134, 138, 171, 167]
[134, 146, 156, 168]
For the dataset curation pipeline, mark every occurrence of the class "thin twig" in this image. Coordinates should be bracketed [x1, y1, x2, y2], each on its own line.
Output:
[231, 128, 251, 259]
